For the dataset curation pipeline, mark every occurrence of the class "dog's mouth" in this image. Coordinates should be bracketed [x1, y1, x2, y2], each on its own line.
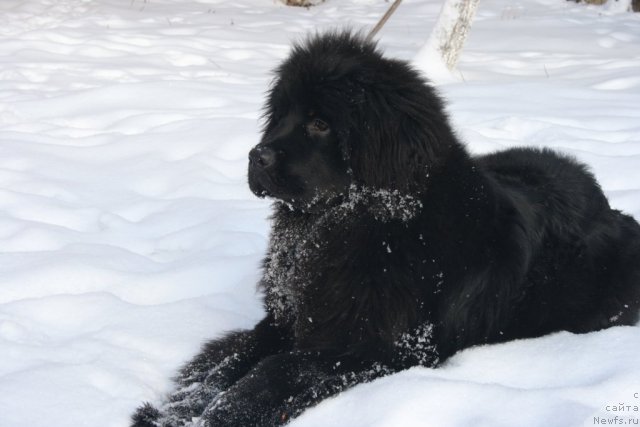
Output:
[248, 166, 301, 203]
[248, 168, 344, 213]
[248, 168, 276, 198]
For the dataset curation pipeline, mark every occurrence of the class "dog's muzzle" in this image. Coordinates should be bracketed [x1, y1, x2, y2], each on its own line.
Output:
[249, 146, 277, 170]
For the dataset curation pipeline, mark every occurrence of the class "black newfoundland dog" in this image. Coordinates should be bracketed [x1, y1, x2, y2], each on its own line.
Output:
[133, 31, 640, 427]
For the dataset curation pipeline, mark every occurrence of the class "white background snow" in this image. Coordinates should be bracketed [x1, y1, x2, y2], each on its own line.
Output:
[1, 0, 639, 426]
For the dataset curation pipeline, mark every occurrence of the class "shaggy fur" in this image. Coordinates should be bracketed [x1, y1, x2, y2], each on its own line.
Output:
[132, 32, 640, 427]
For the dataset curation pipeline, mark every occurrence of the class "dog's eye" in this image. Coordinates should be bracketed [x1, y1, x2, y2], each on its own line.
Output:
[308, 118, 329, 133]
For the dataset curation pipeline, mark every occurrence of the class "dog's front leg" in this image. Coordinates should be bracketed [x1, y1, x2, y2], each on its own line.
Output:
[201, 350, 392, 427]
[131, 315, 292, 427]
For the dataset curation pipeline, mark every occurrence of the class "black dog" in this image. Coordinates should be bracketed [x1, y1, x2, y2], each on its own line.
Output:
[132, 31, 640, 427]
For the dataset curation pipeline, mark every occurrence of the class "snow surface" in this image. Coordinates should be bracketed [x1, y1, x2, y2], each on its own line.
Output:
[0, 0, 639, 426]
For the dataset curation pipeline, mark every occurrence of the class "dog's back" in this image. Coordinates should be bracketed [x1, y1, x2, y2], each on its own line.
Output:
[477, 147, 640, 335]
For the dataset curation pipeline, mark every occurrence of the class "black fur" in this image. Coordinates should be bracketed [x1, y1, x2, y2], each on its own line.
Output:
[132, 31, 640, 427]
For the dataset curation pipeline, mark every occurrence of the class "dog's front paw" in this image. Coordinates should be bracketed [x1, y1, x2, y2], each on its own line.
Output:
[131, 402, 161, 427]
[202, 393, 287, 427]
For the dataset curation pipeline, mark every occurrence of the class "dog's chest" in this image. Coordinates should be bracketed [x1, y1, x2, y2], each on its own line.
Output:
[262, 210, 326, 325]
[260, 192, 424, 327]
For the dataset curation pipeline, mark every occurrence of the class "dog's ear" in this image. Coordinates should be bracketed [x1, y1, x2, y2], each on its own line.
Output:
[345, 66, 457, 193]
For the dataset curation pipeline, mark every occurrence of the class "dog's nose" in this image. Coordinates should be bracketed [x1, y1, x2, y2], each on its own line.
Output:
[249, 146, 276, 168]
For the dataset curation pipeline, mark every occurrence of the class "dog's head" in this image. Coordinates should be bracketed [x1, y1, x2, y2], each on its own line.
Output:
[248, 31, 457, 209]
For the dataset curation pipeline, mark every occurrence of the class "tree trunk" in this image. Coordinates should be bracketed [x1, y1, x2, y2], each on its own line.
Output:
[283, 0, 324, 6]
[415, 0, 480, 72]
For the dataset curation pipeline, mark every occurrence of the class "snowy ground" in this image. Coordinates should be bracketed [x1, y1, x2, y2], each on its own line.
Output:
[0, 0, 639, 426]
